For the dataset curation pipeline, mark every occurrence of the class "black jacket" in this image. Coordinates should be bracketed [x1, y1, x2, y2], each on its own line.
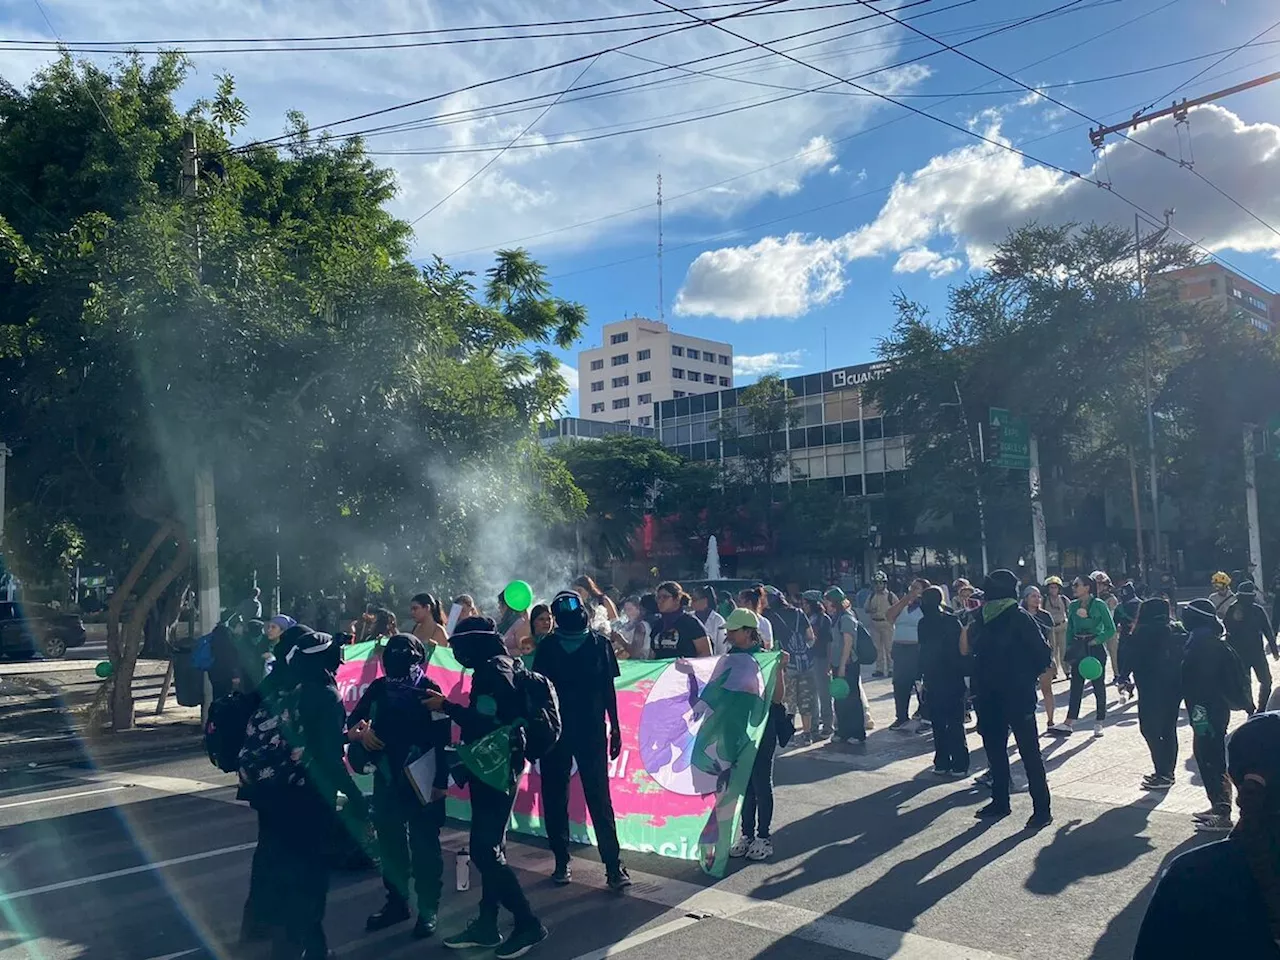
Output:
[1181, 611, 1251, 713]
[1224, 598, 1278, 657]
[532, 629, 619, 740]
[443, 625, 526, 749]
[1121, 598, 1184, 687]
[347, 673, 451, 795]
[918, 608, 965, 685]
[970, 603, 1051, 714]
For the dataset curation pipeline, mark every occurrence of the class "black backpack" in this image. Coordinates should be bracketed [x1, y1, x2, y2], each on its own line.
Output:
[205, 691, 254, 773]
[512, 661, 561, 762]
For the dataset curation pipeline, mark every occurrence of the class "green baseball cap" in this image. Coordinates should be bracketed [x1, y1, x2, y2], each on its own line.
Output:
[724, 608, 760, 632]
[824, 587, 848, 603]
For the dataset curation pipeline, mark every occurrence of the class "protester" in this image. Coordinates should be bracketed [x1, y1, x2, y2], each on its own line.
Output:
[235, 586, 263, 626]
[409, 593, 448, 650]
[428, 617, 547, 957]
[1210, 571, 1236, 617]
[368, 608, 398, 648]
[1052, 575, 1116, 737]
[534, 592, 630, 891]
[962, 570, 1052, 828]
[801, 591, 835, 739]
[346, 633, 450, 938]
[885, 579, 928, 731]
[692, 585, 727, 655]
[452, 595, 479, 628]
[1042, 576, 1069, 679]
[1133, 712, 1280, 959]
[495, 593, 531, 657]
[1224, 580, 1278, 712]
[862, 572, 897, 678]
[613, 595, 653, 661]
[265, 613, 296, 645]
[1123, 597, 1186, 790]
[1112, 581, 1142, 700]
[650, 581, 711, 658]
[823, 588, 867, 744]
[527, 603, 554, 655]
[237, 619, 270, 695]
[919, 586, 968, 777]
[723, 608, 786, 862]
[763, 588, 816, 746]
[208, 621, 241, 703]
[573, 575, 619, 622]
[1021, 586, 1059, 735]
[737, 586, 773, 650]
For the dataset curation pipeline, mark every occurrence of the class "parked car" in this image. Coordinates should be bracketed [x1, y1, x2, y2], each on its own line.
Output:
[0, 601, 88, 659]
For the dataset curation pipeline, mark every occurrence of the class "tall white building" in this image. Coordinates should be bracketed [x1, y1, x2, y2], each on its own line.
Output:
[578, 318, 734, 426]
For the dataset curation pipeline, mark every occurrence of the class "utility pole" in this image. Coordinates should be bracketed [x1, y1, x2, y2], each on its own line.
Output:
[1090, 71, 1280, 147]
[656, 170, 665, 323]
[951, 382, 989, 577]
[184, 130, 221, 642]
[1135, 215, 1163, 570]
[1244, 424, 1265, 591]
[1028, 434, 1048, 584]
[0, 442, 10, 601]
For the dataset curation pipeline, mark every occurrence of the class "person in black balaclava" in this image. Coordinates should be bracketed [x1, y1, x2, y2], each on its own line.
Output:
[1112, 582, 1143, 701]
[1224, 581, 1278, 712]
[963, 570, 1052, 829]
[1123, 598, 1186, 790]
[918, 586, 968, 777]
[426, 617, 547, 957]
[534, 591, 630, 890]
[346, 634, 450, 939]
[1134, 712, 1280, 959]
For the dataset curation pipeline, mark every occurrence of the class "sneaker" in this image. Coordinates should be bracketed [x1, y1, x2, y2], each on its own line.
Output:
[495, 924, 550, 960]
[1195, 814, 1234, 834]
[932, 764, 950, 776]
[948, 768, 970, 778]
[606, 867, 633, 891]
[745, 837, 774, 861]
[550, 861, 571, 885]
[1093, 721, 1104, 738]
[444, 917, 503, 951]
[975, 771, 993, 787]
[413, 913, 438, 939]
[916, 720, 933, 734]
[1025, 810, 1054, 830]
[792, 732, 812, 748]
[1192, 808, 1218, 823]
[889, 718, 911, 731]
[872, 670, 885, 678]
[864, 717, 876, 732]
[366, 898, 411, 932]
[1049, 721, 1072, 735]
[812, 727, 831, 741]
[729, 835, 751, 858]
[975, 803, 1011, 820]
[1141, 775, 1172, 791]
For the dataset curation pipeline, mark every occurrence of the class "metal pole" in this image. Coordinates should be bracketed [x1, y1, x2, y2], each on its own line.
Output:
[1029, 434, 1048, 584]
[1136, 215, 1163, 568]
[0, 442, 10, 549]
[953, 382, 990, 577]
[1245, 424, 1265, 590]
[274, 523, 281, 617]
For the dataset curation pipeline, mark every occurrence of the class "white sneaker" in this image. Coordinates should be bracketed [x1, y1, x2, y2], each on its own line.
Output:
[1195, 814, 1233, 833]
[729, 836, 750, 858]
[745, 837, 773, 861]
[1093, 721, 1104, 738]
[1049, 722, 1072, 735]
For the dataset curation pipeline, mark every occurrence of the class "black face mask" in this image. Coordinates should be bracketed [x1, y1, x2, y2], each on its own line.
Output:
[384, 649, 415, 680]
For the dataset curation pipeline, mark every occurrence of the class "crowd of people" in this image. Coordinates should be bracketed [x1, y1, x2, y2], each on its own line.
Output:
[203, 566, 1280, 960]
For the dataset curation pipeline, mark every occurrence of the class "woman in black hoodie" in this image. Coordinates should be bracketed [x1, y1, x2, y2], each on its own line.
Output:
[1122, 598, 1185, 791]
[918, 586, 968, 777]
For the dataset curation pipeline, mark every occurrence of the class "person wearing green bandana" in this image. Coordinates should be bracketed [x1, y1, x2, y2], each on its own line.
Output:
[533, 591, 630, 892]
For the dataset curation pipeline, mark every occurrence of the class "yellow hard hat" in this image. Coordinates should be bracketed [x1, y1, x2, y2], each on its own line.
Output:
[1212, 571, 1231, 588]
[1044, 576, 1064, 587]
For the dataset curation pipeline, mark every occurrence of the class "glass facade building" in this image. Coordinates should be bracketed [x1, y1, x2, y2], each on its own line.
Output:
[654, 360, 907, 497]
[537, 416, 656, 447]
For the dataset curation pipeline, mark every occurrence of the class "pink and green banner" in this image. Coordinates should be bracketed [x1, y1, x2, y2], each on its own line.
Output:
[336, 641, 781, 877]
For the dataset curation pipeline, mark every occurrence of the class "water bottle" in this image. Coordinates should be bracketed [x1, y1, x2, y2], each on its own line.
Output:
[455, 847, 470, 892]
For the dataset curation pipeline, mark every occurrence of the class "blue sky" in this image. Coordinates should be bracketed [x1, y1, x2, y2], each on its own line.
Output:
[5, 0, 1280, 408]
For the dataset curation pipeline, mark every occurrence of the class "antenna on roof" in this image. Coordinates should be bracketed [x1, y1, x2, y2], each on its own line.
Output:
[657, 166, 665, 323]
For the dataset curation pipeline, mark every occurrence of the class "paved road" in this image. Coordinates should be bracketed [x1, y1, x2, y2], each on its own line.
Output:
[0, 673, 1224, 960]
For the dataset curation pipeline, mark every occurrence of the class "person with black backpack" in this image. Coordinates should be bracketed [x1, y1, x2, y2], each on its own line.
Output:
[1123, 597, 1186, 791]
[534, 591, 631, 891]
[426, 616, 549, 959]
[763, 588, 817, 747]
[346, 633, 451, 939]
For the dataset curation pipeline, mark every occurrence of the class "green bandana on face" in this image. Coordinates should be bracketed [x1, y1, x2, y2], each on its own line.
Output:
[556, 631, 589, 655]
[982, 598, 1018, 623]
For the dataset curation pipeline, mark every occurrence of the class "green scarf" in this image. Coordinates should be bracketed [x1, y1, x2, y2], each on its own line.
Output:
[982, 598, 1018, 623]
[554, 629, 590, 655]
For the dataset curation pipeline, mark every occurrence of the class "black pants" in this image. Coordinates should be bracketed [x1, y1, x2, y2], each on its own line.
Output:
[977, 698, 1050, 814]
[892, 643, 922, 722]
[372, 779, 444, 914]
[833, 672, 866, 741]
[540, 734, 622, 871]
[928, 679, 969, 774]
[470, 780, 538, 930]
[742, 713, 777, 839]
[1136, 674, 1180, 779]
[253, 797, 332, 960]
[1188, 701, 1232, 813]
[1067, 646, 1107, 722]
[1232, 641, 1273, 711]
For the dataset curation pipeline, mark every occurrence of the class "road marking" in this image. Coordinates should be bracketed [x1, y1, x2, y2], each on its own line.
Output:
[0, 785, 126, 810]
[565, 915, 703, 959]
[0, 842, 256, 902]
[72, 771, 228, 795]
[141, 951, 200, 960]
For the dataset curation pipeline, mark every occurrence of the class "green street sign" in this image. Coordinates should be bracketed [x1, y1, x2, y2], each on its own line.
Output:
[989, 407, 1030, 470]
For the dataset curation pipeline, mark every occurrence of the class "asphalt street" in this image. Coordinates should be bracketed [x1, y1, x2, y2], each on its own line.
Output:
[0, 670, 1226, 960]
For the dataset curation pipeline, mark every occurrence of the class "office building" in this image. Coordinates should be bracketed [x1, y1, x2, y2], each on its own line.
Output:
[537, 416, 655, 448]
[654, 359, 907, 497]
[577, 318, 733, 426]
[1161, 262, 1275, 333]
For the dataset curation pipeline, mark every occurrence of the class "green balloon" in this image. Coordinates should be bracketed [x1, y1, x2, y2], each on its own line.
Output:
[1078, 656, 1103, 682]
[94, 661, 114, 679]
[503, 580, 533, 613]
[829, 677, 851, 700]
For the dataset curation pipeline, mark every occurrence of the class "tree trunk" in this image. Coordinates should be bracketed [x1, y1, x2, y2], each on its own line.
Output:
[112, 531, 191, 732]
[106, 520, 176, 662]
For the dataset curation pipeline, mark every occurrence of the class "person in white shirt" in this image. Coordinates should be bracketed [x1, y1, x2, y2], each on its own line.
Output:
[737, 587, 773, 649]
[692, 585, 727, 654]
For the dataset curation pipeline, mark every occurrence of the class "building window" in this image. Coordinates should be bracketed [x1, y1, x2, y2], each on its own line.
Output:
[612, 397, 630, 410]
[672, 345, 684, 357]
[687, 348, 700, 360]
[610, 332, 629, 344]
[590, 381, 604, 392]
[719, 354, 730, 365]
[719, 376, 730, 386]
[638, 416, 652, 426]
[689, 371, 702, 383]
[637, 349, 651, 360]
[612, 376, 629, 388]
[638, 393, 652, 404]
[611, 353, 629, 366]
[637, 370, 651, 383]
[591, 402, 605, 413]
[673, 390, 686, 398]
[590, 359, 603, 371]
[1210, 277, 1219, 291]
[672, 368, 685, 379]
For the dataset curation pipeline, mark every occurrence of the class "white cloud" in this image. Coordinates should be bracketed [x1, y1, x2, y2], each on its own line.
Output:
[556, 362, 578, 416]
[674, 233, 849, 321]
[733, 351, 804, 378]
[892, 247, 962, 279]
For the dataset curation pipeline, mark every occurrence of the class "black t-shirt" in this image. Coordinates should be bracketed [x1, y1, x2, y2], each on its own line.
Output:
[649, 612, 707, 659]
[811, 612, 834, 656]
[532, 631, 620, 735]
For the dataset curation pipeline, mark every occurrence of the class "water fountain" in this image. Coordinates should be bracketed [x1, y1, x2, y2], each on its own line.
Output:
[704, 535, 721, 580]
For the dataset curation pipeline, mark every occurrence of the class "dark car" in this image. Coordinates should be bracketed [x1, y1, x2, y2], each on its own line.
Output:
[0, 601, 88, 659]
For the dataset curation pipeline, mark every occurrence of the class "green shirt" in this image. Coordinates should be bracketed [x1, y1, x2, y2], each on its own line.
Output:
[1065, 597, 1116, 648]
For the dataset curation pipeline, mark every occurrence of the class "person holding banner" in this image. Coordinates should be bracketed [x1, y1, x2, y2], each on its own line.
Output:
[409, 593, 448, 650]
[534, 591, 631, 891]
[651, 581, 711, 659]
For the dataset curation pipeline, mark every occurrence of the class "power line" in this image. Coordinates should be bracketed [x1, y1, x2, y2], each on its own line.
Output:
[1142, 15, 1280, 110]
[409, 56, 601, 226]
